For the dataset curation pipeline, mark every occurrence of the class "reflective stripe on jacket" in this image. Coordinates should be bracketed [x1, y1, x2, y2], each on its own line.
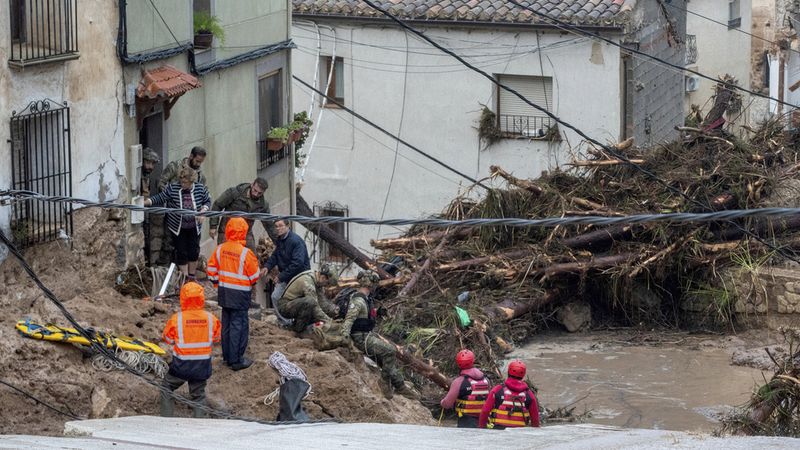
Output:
[162, 308, 221, 381]
[207, 243, 259, 309]
[488, 385, 533, 428]
[455, 375, 491, 417]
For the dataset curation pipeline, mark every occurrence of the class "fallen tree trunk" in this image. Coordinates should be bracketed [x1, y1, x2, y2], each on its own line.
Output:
[374, 333, 450, 390]
[536, 253, 636, 280]
[490, 165, 543, 195]
[434, 250, 531, 272]
[371, 228, 472, 250]
[559, 224, 637, 250]
[330, 275, 409, 292]
[484, 289, 561, 321]
[297, 191, 392, 279]
[570, 159, 645, 167]
[397, 230, 454, 297]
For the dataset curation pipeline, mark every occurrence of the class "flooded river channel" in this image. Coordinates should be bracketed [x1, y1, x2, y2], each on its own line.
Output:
[514, 333, 767, 432]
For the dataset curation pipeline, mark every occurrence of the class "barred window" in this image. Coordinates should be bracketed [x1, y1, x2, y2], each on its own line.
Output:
[8, 0, 79, 68]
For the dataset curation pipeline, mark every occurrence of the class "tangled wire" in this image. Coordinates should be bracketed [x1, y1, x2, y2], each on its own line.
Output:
[91, 348, 168, 378]
[263, 351, 312, 405]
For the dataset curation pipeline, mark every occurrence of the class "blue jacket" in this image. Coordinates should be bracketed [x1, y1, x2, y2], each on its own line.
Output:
[266, 230, 310, 283]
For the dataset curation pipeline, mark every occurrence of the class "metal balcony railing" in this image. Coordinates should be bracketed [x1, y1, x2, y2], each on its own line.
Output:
[686, 34, 698, 65]
[8, 0, 79, 68]
[498, 114, 555, 138]
[256, 140, 289, 170]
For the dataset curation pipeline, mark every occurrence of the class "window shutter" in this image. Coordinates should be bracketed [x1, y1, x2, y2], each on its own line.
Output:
[497, 75, 553, 117]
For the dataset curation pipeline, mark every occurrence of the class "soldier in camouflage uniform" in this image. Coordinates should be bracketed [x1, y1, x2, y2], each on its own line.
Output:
[141, 148, 159, 265]
[208, 177, 275, 251]
[277, 264, 338, 333]
[339, 270, 420, 400]
[152, 147, 207, 266]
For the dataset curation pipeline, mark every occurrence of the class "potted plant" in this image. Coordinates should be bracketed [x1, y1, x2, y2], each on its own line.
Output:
[193, 11, 225, 49]
[266, 127, 289, 151]
[288, 111, 313, 150]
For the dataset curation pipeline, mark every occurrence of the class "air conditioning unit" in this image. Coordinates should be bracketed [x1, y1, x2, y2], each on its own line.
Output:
[685, 75, 700, 93]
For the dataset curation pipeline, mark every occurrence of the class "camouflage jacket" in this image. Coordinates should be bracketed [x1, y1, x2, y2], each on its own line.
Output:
[341, 293, 369, 337]
[281, 270, 317, 302]
[158, 157, 206, 191]
[209, 183, 274, 238]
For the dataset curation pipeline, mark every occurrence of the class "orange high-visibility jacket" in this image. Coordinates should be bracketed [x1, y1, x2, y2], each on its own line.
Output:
[162, 282, 221, 380]
[207, 217, 260, 309]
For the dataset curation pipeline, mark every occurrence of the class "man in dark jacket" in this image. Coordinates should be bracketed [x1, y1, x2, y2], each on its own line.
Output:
[208, 177, 275, 250]
[265, 219, 310, 312]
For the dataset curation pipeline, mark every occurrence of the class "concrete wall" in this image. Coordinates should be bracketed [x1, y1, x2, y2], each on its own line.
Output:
[627, 0, 687, 146]
[0, 0, 125, 259]
[125, 0, 192, 54]
[291, 21, 622, 270]
[685, 0, 753, 132]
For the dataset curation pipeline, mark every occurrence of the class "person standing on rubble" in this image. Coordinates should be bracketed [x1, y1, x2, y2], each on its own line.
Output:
[479, 360, 540, 429]
[160, 281, 221, 418]
[152, 146, 208, 266]
[206, 217, 260, 371]
[276, 264, 338, 333]
[440, 349, 491, 428]
[208, 177, 276, 250]
[338, 270, 420, 400]
[145, 165, 211, 280]
[264, 219, 310, 314]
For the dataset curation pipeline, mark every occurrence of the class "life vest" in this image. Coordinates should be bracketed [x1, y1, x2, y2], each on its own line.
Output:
[488, 383, 533, 428]
[455, 374, 490, 417]
[336, 291, 376, 333]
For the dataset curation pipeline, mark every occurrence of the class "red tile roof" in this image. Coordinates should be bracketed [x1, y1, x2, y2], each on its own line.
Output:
[136, 65, 201, 100]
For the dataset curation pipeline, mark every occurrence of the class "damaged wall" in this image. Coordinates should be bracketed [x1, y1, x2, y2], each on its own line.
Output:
[0, 0, 126, 263]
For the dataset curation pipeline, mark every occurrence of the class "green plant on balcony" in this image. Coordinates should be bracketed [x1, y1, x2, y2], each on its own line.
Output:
[265, 111, 314, 152]
[193, 11, 225, 49]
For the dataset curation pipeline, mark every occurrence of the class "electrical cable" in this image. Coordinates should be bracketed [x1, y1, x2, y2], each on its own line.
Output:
[0, 229, 337, 425]
[292, 76, 489, 189]
[504, 0, 799, 109]
[0, 379, 84, 420]
[7, 189, 800, 229]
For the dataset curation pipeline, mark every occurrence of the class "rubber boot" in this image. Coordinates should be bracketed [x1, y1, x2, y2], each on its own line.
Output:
[159, 392, 175, 417]
[192, 403, 208, 418]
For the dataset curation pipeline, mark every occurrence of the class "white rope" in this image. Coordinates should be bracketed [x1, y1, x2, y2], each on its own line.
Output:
[91, 348, 167, 377]
[263, 351, 312, 406]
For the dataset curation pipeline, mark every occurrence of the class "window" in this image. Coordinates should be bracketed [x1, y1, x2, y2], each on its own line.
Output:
[685, 34, 697, 65]
[9, 99, 73, 247]
[496, 74, 554, 138]
[313, 202, 349, 263]
[729, 0, 741, 28]
[8, 0, 79, 68]
[257, 71, 286, 169]
[321, 56, 345, 105]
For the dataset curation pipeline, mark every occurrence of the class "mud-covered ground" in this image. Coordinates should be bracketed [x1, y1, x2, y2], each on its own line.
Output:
[0, 208, 433, 436]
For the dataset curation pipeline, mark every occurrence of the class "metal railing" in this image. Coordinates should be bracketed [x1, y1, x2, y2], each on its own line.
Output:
[8, 0, 79, 67]
[686, 34, 697, 65]
[256, 140, 289, 170]
[9, 99, 73, 247]
[498, 114, 555, 138]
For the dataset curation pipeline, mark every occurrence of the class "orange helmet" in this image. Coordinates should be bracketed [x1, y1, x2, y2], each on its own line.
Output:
[508, 359, 526, 378]
[455, 349, 475, 369]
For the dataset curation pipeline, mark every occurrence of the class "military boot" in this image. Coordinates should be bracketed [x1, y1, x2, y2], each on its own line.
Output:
[159, 393, 175, 417]
[394, 382, 421, 401]
[379, 377, 394, 400]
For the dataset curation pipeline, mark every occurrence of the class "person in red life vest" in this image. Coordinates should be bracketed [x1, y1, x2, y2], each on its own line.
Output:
[440, 349, 491, 428]
[478, 359, 541, 429]
[160, 281, 221, 418]
[206, 217, 261, 371]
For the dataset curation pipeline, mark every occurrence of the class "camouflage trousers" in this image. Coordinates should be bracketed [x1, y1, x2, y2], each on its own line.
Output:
[352, 332, 404, 389]
[277, 296, 332, 333]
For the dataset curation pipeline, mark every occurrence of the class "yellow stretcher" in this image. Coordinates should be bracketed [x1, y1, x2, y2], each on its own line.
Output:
[15, 319, 165, 355]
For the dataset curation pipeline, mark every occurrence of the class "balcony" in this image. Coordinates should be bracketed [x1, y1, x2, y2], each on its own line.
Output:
[256, 140, 289, 170]
[498, 114, 557, 140]
[686, 34, 697, 65]
[8, 0, 79, 69]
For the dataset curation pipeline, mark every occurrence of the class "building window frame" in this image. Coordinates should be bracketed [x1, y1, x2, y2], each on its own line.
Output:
[257, 70, 287, 169]
[8, 0, 80, 69]
[313, 201, 349, 264]
[728, 0, 742, 29]
[495, 74, 556, 140]
[321, 56, 345, 106]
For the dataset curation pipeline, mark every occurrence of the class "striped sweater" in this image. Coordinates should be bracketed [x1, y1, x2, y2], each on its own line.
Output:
[149, 182, 212, 236]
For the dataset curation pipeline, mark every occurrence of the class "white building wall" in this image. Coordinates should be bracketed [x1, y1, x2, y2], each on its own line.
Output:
[0, 0, 125, 261]
[686, 0, 753, 130]
[291, 22, 622, 268]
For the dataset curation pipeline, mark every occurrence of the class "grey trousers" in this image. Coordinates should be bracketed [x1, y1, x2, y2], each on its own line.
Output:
[159, 372, 208, 418]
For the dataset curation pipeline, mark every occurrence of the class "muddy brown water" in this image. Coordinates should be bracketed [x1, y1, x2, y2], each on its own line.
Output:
[513, 335, 767, 431]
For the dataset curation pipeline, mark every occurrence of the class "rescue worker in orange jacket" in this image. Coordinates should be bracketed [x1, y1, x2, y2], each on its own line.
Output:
[479, 360, 541, 429]
[206, 217, 261, 371]
[440, 349, 491, 428]
[160, 281, 221, 418]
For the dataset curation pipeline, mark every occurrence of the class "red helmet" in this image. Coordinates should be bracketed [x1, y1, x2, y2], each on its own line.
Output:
[455, 349, 475, 369]
[508, 360, 526, 378]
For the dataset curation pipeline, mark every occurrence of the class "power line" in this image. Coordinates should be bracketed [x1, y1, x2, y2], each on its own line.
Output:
[0, 379, 84, 420]
[7, 189, 800, 229]
[504, 0, 799, 109]
[663, 1, 800, 57]
[293, 76, 489, 189]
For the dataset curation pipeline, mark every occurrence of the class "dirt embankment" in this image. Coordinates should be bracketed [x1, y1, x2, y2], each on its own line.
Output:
[0, 208, 432, 436]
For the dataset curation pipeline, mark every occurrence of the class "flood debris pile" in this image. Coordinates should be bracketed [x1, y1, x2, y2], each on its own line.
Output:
[722, 329, 800, 437]
[339, 111, 800, 396]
